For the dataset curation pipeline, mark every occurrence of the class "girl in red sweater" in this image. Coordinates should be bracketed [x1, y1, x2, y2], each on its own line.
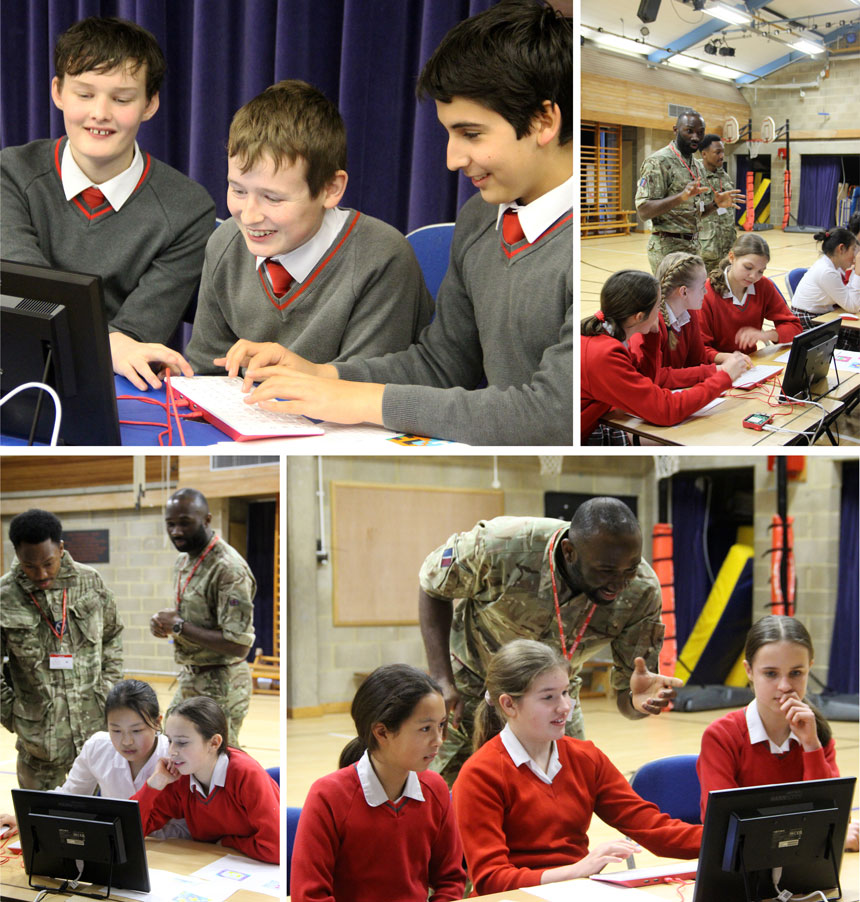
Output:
[630, 251, 751, 388]
[452, 640, 702, 894]
[581, 270, 746, 442]
[132, 696, 279, 863]
[290, 664, 466, 902]
[697, 615, 858, 850]
[700, 233, 802, 358]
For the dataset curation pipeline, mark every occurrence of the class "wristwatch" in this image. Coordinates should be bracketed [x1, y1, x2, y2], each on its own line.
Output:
[172, 618, 185, 635]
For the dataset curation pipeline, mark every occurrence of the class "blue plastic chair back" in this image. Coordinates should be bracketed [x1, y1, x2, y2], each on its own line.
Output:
[286, 806, 302, 894]
[265, 765, 280, 785]
[629, 754, 701, 825]
[785, 267, 808, 300]
[406, 222, 455, 299]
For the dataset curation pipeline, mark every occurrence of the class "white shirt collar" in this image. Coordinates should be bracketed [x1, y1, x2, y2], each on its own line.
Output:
[496, 176, 574, 245]
[745, 700, 799, 754]
[189, 751, 230, 797]
[722, 267, 758, 307]
[354, 749, 424, 807]
[255, 206, 350, 284]
[60, 139, 144, 211]
[499, 723, 561, 785]
[665, 302, 690, 332]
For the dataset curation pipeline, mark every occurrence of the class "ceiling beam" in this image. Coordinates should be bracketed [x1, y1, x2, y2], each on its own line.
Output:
[737, 22, 856, 83]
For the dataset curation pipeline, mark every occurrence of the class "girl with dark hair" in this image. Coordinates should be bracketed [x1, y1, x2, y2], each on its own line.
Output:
[700, 233, 802, 356]
[132, 696, 279, 863]
[790, 228, 860, 348]
[581, 269, 743, 442]
[290, 664, 465, 902]
[697, 616, 858, 850]
[452, 639, 701, 895]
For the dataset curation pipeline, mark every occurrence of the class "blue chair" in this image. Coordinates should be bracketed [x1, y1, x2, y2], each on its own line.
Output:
[265, 765, 280, 785]
[784, 267, 808, 300]
[286, 806, 302, 894]
[629, 754, 702, 825]
[406, 222, 455, 299]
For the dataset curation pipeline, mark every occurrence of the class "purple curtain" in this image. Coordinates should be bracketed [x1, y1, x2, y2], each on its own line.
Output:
[797, 155, 841, 230]
[828, 461, 858, 694]
[247, 499, 276, 659]
[0, 0, 495, 233]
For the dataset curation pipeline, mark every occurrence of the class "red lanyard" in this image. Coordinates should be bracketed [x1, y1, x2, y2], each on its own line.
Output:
[670, 143, 699, 183]
[548, 528, 597, 661]
[29, 588, 68, 641]
[176, 535, 218, 608]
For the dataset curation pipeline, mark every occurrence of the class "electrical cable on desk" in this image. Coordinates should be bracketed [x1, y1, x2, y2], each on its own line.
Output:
[664, 875, 693, 900]
[0, 381, 63, 446]
[775, 391, 829, 445]
[117, 375, 194, 446]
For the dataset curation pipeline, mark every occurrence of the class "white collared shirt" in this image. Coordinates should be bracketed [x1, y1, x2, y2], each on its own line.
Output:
[722, 267, 757, 308]
[189, 750, 230, 797]
[496, 176, 574, 245]
[665, 302, 691, 332]
[60, 140, 144, 211]
[355, 749, 425, 806]
[58, 731, 169, 797]
[255, 206, 350, 285]
[791, 253, 860, 315]
[500, 723, 562, 785]
[745, 700, 799, 754]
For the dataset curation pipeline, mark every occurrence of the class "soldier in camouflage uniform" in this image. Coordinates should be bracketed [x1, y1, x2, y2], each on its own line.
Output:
[636, 109, 740, 274]
[419, 498, 682, 786]
[698, 135, 737, 274]
[0, 509, 123, 790]
[150, 489, 256, 748]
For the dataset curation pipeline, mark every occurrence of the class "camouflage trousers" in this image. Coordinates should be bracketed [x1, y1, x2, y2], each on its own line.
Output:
[646, 234, 701, 275]
[17, 747, 75, 790]
[430, 692, 586, 789]
[168, 660, 252, 749]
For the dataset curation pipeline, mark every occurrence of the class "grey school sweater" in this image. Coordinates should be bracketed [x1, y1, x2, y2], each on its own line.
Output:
[0, 138, 215, 343]
[336, 193, 573, 446]
[185, 212, 434, 373]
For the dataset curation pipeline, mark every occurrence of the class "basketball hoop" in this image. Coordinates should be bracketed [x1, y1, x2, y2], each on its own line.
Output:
[724, 115, 740, 144]
[748, 139, 761, 159]
[539, 456, 563, 477]
[760, 115, 776, 143]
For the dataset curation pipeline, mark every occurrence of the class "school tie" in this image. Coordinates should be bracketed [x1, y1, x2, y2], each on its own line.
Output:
[79, 186, 108, 210]
[266, 259, 293, 298]
[502, 208, 526, 245]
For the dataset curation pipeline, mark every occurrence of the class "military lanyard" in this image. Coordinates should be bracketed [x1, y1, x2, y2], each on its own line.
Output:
[175, 535, 218, 608]
[29, 588, 68, 641]
[670, 143, 699, 182]
[548, 527, 597, 661]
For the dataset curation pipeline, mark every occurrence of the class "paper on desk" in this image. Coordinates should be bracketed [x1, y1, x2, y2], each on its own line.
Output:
[626, 395, 724, 427]
[109, 868, 235, 902]
[191, 854, 282, 898]
[216, 422, 470, 449]
[834, 350, 860, 372]
[524, 878, 654, 900]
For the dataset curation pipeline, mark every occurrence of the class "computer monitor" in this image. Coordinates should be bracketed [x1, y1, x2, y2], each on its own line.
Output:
[0, 259, 121, 445]
[693, 776, 855, 902]
[780, 318, 842, 402]
[11, 788, 150, 898]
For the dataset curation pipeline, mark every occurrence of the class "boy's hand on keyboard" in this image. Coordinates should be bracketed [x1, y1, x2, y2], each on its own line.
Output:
[243, 368, 384, 426]
[110, 332, 194, 390]
[215, 340, 336, 391]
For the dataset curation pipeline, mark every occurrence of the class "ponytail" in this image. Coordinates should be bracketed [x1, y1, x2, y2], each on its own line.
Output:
[813, 227, 857, 258]
[581, 270, 659, 339]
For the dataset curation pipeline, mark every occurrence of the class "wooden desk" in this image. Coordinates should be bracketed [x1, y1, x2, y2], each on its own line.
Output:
[814, 309, 860, 331]
[602, 345, 860, 446]
[0, 837, 274, 901]
[471, 856, 860, 901]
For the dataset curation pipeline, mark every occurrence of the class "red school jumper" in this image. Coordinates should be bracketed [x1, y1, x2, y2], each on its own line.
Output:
[452, 735, 702, 896]
[696, 708, 839, 822]
[700, 276, 802, 361]
[289, 765, 465, 902]
[132, 748, 279, 863]
[629, 311, 719, 388]
[580, 333, 732, 440]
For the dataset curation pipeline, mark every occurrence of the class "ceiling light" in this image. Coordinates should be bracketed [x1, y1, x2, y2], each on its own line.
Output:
[790, 33, 826, 55]
[704, 41, 718, 54]
[581, 25, 650, 55]
[699, 61, 741, 80]
[666, 54, 700, 70]
[718, 45, 736, 56]
[702, 2, 752, 26]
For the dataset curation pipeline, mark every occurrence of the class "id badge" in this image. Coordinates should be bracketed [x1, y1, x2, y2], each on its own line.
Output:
[49, 654, 73, 669]
[699, 200, 705, 212]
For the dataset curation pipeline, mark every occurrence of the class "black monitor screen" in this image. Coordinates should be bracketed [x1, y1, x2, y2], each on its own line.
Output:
[693, 777, 855, 902]
[780, 318, 842, 402]
[0, 259, 120, 445]
[12, 789, 150, 894]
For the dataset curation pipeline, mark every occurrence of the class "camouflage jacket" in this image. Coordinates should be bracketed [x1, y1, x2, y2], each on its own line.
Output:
[699, 166, 737, 247]
[172, 536, 256, 666]
[636, 143, 709, 235]
[419, 517, 664, 699]
[0, 551, 124, 762]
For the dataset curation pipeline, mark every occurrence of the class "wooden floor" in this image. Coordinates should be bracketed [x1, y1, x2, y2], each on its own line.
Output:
[286, 693, 860, 864]
[0, 680, 281, 815]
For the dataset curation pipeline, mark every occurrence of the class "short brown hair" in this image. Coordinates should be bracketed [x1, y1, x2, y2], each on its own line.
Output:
[228, 80, 347, 199]
[54, 16, 166, 101]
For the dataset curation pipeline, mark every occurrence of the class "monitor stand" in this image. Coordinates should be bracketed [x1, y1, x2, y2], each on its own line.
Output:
[27, 829, 117, 900]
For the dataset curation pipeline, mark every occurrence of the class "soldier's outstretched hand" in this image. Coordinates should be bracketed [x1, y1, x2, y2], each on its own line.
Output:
[629, 656, 683, 715]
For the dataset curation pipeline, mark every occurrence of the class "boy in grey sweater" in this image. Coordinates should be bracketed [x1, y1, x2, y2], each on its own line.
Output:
[184, 80, 433, 374]
[0, 16, 215, 391]
[217, 3, 573, 446]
